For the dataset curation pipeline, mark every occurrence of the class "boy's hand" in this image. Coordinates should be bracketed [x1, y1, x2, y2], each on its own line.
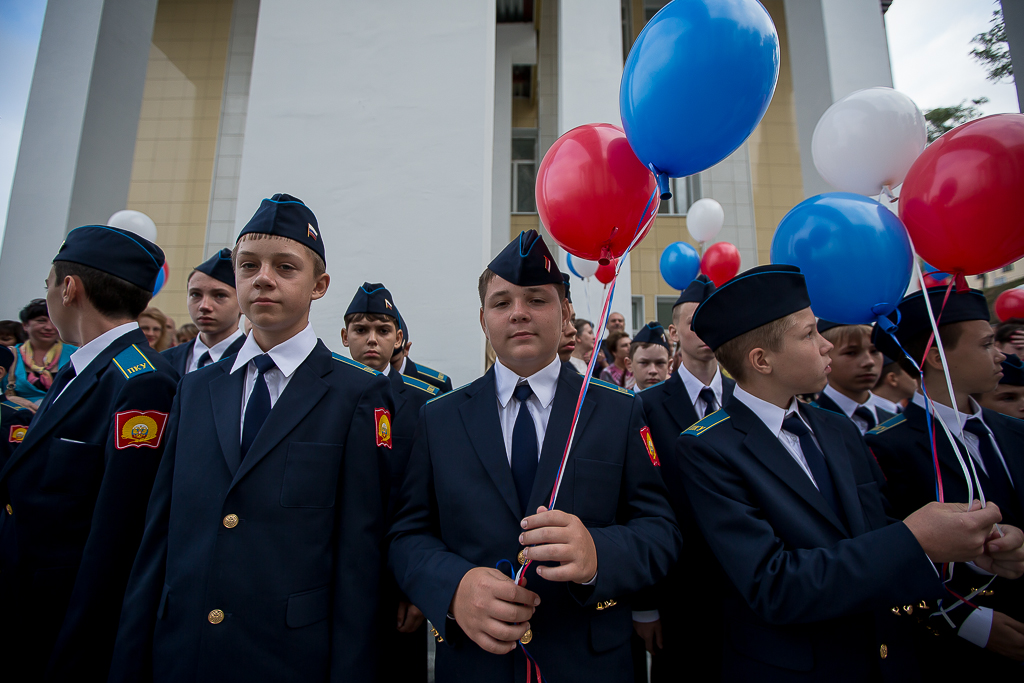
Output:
[450, 567, 539, 654]
[904, 500, 1000, 563]
[975, 524, 1024, 579]
[520, 506, 598, 583]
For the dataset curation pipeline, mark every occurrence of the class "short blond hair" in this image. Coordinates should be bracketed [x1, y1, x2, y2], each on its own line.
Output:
[231, 233, 326, 278]
[820, 324, 872, 350]
[714, 314, 798, 382]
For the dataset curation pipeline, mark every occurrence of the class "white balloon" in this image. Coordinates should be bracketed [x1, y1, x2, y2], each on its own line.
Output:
[107, 210, 158, 243]
[572, 256, 600, 279]
[812, 87, 926, 196]
[686, 198, 724, 242]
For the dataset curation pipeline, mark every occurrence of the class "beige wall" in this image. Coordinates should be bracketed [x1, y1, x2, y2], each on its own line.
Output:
[126, 0, 234, 324]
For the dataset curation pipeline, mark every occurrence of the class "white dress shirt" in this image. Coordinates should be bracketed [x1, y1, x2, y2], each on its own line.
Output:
[230, 323, 317, 435]
[187, 329, 244, 373]
[677, 363, 724, 417]
[397, 356, 407, 375]
[568, 356, 588, 374]
[54, 322, 140, 404]
[822, 384, 879, 435]
[910, 392, 1012, 483]
[870, 393, 902, 416]
[493, 356, 561, 464]
[732, 385, 823, 490]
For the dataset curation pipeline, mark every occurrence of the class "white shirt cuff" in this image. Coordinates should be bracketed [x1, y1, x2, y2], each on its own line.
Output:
[583, 571, 597, 586]
[958, 606, 994, 648]
[632, 610, 660, 623]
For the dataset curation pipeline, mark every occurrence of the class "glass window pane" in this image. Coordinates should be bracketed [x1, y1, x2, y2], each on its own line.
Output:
[512, 138, 535, 161]
[516, 163, 536, 212]
[656, 297, 675, 329]
[632, 296, 644, 331]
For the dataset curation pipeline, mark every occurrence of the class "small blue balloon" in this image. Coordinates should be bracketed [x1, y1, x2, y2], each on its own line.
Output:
[565, 253, 581, 279]
[920, 261, 950, 282]
[153, 263, 168, 296]
[660, 242, 701, 290]
[771, 193, 913, 325]
[620, 0, 780, 193]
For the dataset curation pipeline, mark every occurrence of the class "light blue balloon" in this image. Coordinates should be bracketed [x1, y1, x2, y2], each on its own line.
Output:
[770, 193, 913, 325]
[620, 0, 780, 197]
[660, 242, 701, 290]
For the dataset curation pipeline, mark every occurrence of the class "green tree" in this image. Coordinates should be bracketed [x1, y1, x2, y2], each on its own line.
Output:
[923, 98, 989, 142]
[970, 8, 1013, 83]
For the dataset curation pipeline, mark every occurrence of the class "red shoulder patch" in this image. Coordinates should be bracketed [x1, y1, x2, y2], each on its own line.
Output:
[641, 426, 659, 466]
[115, 410, 168, 450]
[9, 425, 27, 443]
[375, 408, 392, 449]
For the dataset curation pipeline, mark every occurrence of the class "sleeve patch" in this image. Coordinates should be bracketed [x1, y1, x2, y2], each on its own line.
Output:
[112, 345, 157, 380]
[9, 425, 27, 443]
[115, 410, 169, 449]
[375, 408, 392, 449]
[641, 426, 659, 466]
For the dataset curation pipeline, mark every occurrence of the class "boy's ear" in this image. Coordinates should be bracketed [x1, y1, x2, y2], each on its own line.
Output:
[311, 273, 330, 301]
[748, 347, 772, 376]
[340, 328, 350, 347]
[922, 346, 944, 374]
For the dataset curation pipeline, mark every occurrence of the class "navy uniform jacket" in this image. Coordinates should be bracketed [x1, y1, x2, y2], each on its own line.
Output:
[405, 358, 453, 393]
[813, 391, 895, 430]
[866, 403, 1024, 675]
[109, 341, 393, 683]
[0, 397, 32, 469]
[676, 398, 945, 682]
[161, 335, 246, 377]
[635, 371, 734, 680]
[388, 363, 682, 683]
[0, 329, 178, 681]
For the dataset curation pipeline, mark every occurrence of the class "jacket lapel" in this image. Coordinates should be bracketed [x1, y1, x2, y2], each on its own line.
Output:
[459, 369, 522, 520]
[662, 372, 700, 433]
[803, 406, 859, 536]
[388, 367, 409, 416]
[210, 361, 245, 476]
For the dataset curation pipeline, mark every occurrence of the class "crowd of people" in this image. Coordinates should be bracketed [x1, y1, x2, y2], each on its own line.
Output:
[0, 192, 1022, 683]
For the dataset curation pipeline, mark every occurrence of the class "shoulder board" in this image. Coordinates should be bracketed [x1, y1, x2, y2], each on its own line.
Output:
[637, 379, 666, 393]
[427, 382, 471, 404]
[112, 344, 157, 380]
[1, 400, 24, 411]
[867, 413, 906, 436]
[682, 409, 731, 437]
[415, 364, 449, 382]
[589, 377, 633, 396]
[331, 353, 380, 376]
[402, 374, 440, 396]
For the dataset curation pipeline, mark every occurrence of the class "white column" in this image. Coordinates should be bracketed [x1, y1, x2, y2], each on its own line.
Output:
[557, 0, 634, 331]
[235, 0, 496, 385]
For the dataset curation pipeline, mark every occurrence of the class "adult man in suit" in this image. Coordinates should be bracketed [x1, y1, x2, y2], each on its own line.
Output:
[109, 195, 394, 683]
[868, 287, 1024, 674]
[674, 265, 1023, 682]
[388, 230, 681, 683]
[0, 226, 178, 681]
[813, 319, 893, 433]
[162, 248, 245, 376]
[341, 281, 437, 682]
[634, 275, 734, 681]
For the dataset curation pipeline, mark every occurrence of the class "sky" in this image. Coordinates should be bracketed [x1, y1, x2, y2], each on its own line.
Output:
[0, 0, 1019, 247]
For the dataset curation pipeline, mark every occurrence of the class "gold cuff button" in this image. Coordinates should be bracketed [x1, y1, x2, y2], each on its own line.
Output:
[902, 605, 913, 615]
[517, 549, 526, 565]
[879, 644, 888, 659]
[5, 504, 11, 515]
[208, 609, 225, 624]
[520, 629, 532, 645]
[223, 514, 239, 528]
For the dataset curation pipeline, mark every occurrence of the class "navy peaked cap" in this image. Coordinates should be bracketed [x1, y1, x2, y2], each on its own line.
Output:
[674, 274, 716, 307]
[692, 265, 811, 351]
[237, 193, 325, 265]
[562, 273, 572, 304]
[53, 225, 165, 292]
[1001, 354, 1024, 386]
[488, 230, 564, 289]
[193, 248, 235, 288]
[816, 319, 843, 334]
[633, 322, 670, 350]
[872, 287, 989, 362]
[345, 282, 402, 323]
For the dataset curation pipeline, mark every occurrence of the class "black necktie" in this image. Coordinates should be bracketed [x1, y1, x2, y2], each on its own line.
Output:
[239, 355, 276, 466]
[511, 383, 539, 514]
[853, 406, 876, 430]
[197, 351, 212, 369]
[962, 418, 1020, 522]
[782, 413, 844, 524]
[39, 364, 77, 414]
[698, 387, 718, 418]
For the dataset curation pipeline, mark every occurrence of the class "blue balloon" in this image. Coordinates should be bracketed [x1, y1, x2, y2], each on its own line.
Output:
[660, 242, 701, 290]
[771, 193, 913, 325]
[153, 263, 168, 296]
[620, 0, 780, 196]
[920, 261, 950, 282]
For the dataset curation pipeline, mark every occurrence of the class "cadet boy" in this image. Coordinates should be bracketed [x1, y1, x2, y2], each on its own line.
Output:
[976, 353, 1024, 419]
[0, 226, 178, 681]
[0, 345, 33, 468]
[635, 275, 734, 682]
[868, 287, 1024, 675]
[813, 319, 892, 433]
[625, 322, 671, 392]
[871, 353, 917, 415]
[110, 194, 394, 683]
[163, 248, 245, 375]
[556, 274, 578, 366]
[674, 265, 1023, 681]
[341, 281, 436, 683]
[388, 230, 681, 683]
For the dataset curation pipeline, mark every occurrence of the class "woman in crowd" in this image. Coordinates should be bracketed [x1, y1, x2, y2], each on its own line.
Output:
[7, 299, 75, 410]
[138, 307, 173, 352]
[599, 330, 633, 388]
[0, 321, 26, 348]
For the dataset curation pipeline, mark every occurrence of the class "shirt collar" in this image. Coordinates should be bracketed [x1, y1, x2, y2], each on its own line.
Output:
[911, 391, 984, 431]
[494, 356, 561, 409]
[70, 322, 140, 377]
[381, 363, 391, 376]
[870, 393, 900, 415]
[230, 323, 317, 378]
[732, 384, 804, 437]
[195, 328, 244, 359]
[676, 362, 723, 405]
[398, 356, 407, 374]
[822, 384, 866, 418]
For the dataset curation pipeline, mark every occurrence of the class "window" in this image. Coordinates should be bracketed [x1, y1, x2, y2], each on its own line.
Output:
[631, 296, 645, 333]
[657, 174, 702, 215]
[512, 65, 533, 99]
[511, 128, 537, 214]
[656, 296, 676, 330]
[1003, 264, 1014, 273]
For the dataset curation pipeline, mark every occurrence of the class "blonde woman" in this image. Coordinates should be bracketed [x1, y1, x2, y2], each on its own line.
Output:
[138, 307, 173, 351]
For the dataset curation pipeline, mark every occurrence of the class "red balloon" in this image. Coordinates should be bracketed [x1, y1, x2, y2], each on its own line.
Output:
[595, 259, 618, 285]
[900, 114, 1024, 275]
[536, 123, 659, 264]
[701, 243, 741, 286]
[995, 288, 1024, 322]
[921, 273, 948, 289]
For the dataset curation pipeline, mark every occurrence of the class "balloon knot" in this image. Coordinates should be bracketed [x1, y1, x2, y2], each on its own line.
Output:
[655, 172, 672, 201]
[954, 272, 969, 292]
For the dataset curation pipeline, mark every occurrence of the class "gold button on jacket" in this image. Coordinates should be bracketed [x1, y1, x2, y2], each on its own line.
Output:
[520, 629, 532, 645]
[223, 514, 239, 528]
[879, 644, 888, 659]
[208, 609, 225, 624]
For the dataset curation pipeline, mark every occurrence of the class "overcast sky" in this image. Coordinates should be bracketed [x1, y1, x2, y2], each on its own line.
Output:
[0, 0, 1020, 246]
